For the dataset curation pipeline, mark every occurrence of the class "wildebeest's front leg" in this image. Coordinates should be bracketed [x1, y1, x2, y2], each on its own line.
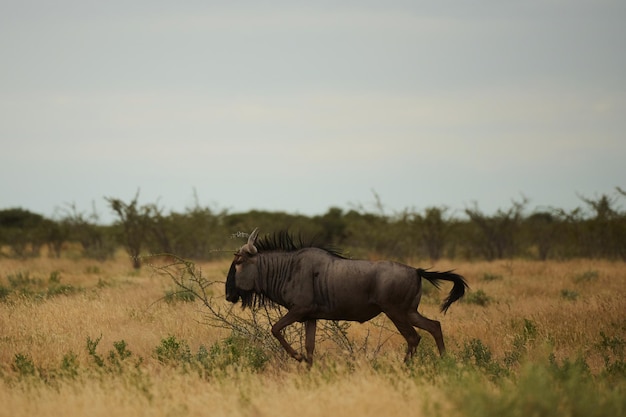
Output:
[271, 308, 309, 363]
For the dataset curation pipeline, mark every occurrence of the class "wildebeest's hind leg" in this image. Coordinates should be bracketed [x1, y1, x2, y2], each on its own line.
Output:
[387, 314, 422, 362]
[304, 320, 317, 366]
[410, 312, 445, 356]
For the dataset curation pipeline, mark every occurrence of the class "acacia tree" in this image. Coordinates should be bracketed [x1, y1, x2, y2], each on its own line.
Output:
[0, 208, 47, 257]
[465, 198, 527, 260]
[105, 191, 156, 269]
[525, 211, 557, 261]
[416, 206, 449, 261]
[578, 191, 626, 259]
[55, 203, 114, 260]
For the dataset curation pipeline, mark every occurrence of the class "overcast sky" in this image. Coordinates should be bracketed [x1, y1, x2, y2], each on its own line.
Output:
[1, 1, 624, 223]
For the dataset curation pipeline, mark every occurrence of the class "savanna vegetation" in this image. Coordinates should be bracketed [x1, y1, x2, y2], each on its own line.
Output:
[1, 188, 626, 267]
[0, 255, 624, 416]
[0, 189, 624, 416]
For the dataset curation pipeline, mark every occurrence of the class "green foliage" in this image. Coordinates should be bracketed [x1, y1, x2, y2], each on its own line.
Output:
[0, 285, 9, 301]
[463, 289, 492, 306]
[1, 270, 80, 301]
[464, 198, 526, 260]
[481, 272, 503, 281]
[12, 353, 37, 377]
[86, 334, 105, 367]
[86, 335, 140, 376]
[85, 265, 101, 274]
[460, 338, 508, 379]
[105, 191, 157, 269]
[3, 327, 625, 417]
[440, 330, 626, 417]
[447, 356, 625, 417]
[59, 203, 115, 260]
[573, 269, 599, 283]
[3, 188, 626, 261]
[504, 318, 537, 367]
[163, 289, 196, 303]
[59, 351, 80, 379]
[207, 334, 269, 372]
[560, 288, 579, 301]
[596, 332, 626, 380]
[0, 208, 48, 257]
[412, 206, 450, 261]
[154, 334, 269, 374]
[155, 335, 192, 365]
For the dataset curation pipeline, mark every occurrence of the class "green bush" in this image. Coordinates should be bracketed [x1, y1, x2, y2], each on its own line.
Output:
[12, 353, 37, 377]
[448, 358, 624, 417]
[155, 335, 192, 365]
[573, 270, 599, 283]
[1, 271, 80, 301]
[59, 351, 80, 379]
[155, 334, 269, 375]
[596, 332, 626, 380]
[481, 273, 503, 281]
[163, 289, 196, 303]
[560, 289, 579, 301]
[460, 338, 507, 379]
[463, 289, 491, 306]
[209, 334, 269, 372]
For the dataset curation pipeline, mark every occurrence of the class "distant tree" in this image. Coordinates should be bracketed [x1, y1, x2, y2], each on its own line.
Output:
[105, 191, 156, 269]
[157, 205, 227, 260]
[525, 211, 557, 260]
[44, 217, 70, 258]
[315, 207, 348, 245]
[0, 208, 46, 257]
[578, 192, 625, 259]
[465, 198, 527, 260]
[58, 203, 114, 260]
[414, 206, 449, 262]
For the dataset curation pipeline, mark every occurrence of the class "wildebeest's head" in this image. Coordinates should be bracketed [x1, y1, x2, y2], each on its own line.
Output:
[225, 228, 260, 306]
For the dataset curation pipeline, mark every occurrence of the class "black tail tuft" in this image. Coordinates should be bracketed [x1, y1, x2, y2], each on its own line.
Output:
[417, 268, 469, 314]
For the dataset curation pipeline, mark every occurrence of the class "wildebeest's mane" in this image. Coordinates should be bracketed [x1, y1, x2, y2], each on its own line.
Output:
[236, 230, 346, 310]
[254, 230, 346, 258]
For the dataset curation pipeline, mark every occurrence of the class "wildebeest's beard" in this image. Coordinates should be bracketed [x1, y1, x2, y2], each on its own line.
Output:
[225, 262, 240, 303]
[225, 260, 258, 308]
[239, 289, 256, 309]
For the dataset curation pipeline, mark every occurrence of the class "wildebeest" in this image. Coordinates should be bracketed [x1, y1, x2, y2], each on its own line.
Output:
[226, 229, 468, 365]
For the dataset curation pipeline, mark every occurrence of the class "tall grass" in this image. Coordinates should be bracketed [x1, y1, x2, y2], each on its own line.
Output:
[0, 256, 624, 417]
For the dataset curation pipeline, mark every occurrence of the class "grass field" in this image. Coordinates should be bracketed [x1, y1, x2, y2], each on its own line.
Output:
[0, 255, 624, 417]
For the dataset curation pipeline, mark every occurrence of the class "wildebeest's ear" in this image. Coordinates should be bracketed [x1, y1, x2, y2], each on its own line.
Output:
[244, 228, 259, 255]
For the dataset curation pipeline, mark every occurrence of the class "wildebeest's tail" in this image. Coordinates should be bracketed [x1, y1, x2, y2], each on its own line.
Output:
[417, 268, 469, 314]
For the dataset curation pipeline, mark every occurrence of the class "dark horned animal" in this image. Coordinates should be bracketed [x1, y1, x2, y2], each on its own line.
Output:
[225, 229, 468, 365]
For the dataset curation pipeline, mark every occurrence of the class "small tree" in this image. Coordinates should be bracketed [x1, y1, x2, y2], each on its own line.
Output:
[44, 217, 70, 258]
[105, 191, 156, 269]
[415, 206, 449, 261]
[465, 198, 527, 260]
[0, 208, 47, 257]
[315, 207, 348, 245]
[59, 203, 114, 261]
[526, 211, 557, 260]
[578, 192, 625, 259]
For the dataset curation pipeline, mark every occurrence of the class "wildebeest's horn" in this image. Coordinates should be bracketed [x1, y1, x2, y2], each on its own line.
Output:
[246, 228, 259, 254]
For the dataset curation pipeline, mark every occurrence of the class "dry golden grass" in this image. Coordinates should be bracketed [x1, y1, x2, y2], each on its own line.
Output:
[0, 255, 624, 417]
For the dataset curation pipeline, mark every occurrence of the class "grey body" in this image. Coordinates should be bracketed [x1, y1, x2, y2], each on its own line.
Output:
[226, 229, 468, 365]
[255, 248, 421, 322]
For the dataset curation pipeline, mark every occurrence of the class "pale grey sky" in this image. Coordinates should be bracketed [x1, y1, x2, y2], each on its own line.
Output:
[1, 1, 624, 223]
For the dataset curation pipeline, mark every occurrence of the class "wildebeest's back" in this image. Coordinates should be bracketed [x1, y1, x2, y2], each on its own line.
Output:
[292, 249, 420, 322]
